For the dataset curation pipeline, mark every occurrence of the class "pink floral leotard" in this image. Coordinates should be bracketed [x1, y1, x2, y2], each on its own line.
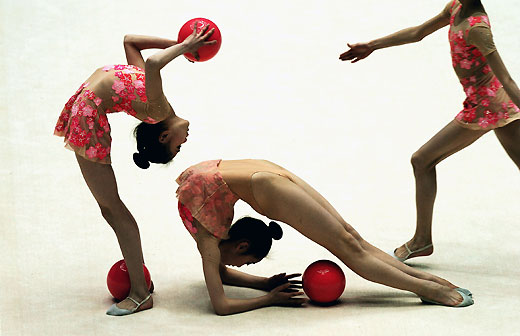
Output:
[176, 160, 240, 239]
[54, 64, 172, 164]
[447, 1, 520, 129]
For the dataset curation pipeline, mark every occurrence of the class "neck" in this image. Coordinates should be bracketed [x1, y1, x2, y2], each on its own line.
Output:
[459, 1, 484, 18]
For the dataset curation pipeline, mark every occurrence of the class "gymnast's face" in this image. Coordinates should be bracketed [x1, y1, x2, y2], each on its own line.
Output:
[220, 241, 262, 267]
[159, 115, 189, 157]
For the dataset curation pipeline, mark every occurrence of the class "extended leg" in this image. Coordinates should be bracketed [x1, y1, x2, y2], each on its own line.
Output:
[494, 120, 520, 169]
[251, 172, 466, 306]
[75, 154, 152, 313]
[286, 173, 455, 287]
[394, 120, 488, 261]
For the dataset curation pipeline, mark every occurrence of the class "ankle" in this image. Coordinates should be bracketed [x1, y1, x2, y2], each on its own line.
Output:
[410, 237, 432, 247]
[128, 289, 151, 301]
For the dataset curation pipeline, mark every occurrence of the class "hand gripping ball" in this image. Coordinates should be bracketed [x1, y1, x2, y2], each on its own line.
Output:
[107, 259, 152, 301]
[302, 260, 346, 304]
[177, 18, 222, 62]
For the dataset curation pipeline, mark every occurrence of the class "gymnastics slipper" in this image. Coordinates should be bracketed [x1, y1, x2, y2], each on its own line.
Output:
[455, 287, 472, 297]
[106, 293, 152, 316]
[420, 288, 474, 307]
[391, 243, 433, 262]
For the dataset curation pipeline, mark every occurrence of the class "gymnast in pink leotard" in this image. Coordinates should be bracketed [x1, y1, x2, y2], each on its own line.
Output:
[175, 159, 473, 315]
[54, 25, 216, 316]
[340, 0, 520, 262]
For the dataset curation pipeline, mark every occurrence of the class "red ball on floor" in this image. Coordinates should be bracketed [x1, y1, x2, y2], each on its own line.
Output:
[177, 17, 222, 62]
[107, 259, 151, 301]
[302, 260, 346, 304]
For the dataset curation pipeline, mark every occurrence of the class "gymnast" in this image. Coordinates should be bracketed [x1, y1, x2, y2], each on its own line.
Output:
[54, 24, 215, 315]
[340, 0, 520, 262]
[176, 159, 473, 315]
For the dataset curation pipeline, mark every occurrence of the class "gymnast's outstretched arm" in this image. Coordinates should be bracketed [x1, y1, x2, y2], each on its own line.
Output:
[220, 264, 302, 292]
[339, 2, 451, 62]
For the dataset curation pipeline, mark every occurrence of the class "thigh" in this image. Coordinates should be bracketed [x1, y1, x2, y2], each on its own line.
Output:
[284, 172, 362, 239]
[75, 153, 121, 207]
[414, 120, 488, 166]
[251, 172, 358, 254]
[494, 120, 520, 168]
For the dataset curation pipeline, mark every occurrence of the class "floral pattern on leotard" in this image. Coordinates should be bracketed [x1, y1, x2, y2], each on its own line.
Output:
[54, 64, 167, 164]
[176, 160, 240, 239]
[447, 1, 520, 130]
[178, 201, 197, 234]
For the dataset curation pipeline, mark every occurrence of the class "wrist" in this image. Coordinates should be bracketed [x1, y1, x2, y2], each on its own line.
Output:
[367, 40, 378, 50]
[261, 277, 270, 291]
[264, 292, 274, 305]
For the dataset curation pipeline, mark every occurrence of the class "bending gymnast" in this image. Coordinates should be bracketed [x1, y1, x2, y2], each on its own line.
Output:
[54, 25, 215, 315]
[340, 0, 520, 261]
[176, 159, 473, 315]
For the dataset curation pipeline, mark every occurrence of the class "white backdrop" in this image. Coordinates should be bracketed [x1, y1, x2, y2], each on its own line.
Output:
[2, 1, 519, 335]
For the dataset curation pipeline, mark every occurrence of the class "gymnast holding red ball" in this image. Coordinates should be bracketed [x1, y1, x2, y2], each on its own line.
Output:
[54, 21, 217, 316]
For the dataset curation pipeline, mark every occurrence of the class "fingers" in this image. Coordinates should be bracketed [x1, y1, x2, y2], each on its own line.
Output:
[274, 282, 292, 292]
[204, 39, 218, 46]
[193, 51, 200, 61]
[339, 51, 354, 61]
[284, 273, 302, 279]
[278, 292, 308, 306]
[191, 21, 199, 36]
[201, 27, 215, 40]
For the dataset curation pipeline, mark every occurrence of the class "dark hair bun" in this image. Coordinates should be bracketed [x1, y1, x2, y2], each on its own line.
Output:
[133, 152, 150, 169]
[268, 221, 283, 240]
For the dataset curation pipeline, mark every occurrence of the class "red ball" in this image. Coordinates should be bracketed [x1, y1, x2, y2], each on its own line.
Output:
[107, 259, 152, 301]
[177, 18, 222, 62]
[302, 260, 346, 304]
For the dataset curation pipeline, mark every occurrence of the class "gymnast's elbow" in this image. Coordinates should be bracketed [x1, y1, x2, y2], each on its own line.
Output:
[212, 299, 232, 316]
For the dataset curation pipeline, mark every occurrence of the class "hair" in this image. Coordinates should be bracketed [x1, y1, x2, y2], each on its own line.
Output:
[133, 121, 174, 169]
[226, 216, 283, 259]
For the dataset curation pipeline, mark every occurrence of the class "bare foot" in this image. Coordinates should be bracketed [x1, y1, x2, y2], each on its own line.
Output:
[394, 239, 433, 261]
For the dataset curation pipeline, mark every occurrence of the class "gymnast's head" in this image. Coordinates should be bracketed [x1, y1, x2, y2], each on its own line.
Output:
[219, 217, 283, 267]
[133, 115, 189, 169]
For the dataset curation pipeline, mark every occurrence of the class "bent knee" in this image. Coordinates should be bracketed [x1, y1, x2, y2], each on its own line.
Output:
[410, 151, 435, 171]
[98, 199, 124, 222]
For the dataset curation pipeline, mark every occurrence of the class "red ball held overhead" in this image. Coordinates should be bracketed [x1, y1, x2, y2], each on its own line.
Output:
[177, 18, 222, 62]
[107, 259, 152, 301]
[302, 260, 346, 304]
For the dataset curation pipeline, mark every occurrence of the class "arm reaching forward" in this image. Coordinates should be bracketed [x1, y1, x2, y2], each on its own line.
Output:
[340, 3, 451, 62]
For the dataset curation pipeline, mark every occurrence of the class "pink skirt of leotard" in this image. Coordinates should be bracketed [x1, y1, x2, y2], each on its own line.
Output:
[176, 160, 239, 239]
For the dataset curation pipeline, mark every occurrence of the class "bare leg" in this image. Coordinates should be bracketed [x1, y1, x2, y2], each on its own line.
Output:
[251, 172, 465, 306]
[75, 154, 152, 312]
[494, 120, 520, 169]
[394, 121, 488, 261]
[285, 174, 456, 288]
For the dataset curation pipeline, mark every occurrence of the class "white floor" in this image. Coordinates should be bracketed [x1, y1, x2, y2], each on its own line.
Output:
[2, 0, 520, 335]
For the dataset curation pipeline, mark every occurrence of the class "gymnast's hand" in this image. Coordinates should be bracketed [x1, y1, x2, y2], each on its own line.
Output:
[266, 273, 303, 292]
[181, 21, 217, 61]
[267, 282, 307, 307]
[339, 42, 374, 63]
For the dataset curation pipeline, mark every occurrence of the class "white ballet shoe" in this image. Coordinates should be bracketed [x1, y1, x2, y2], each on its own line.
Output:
[106, 294, 152, 316]
[455, 287, 473, 297]
[420, 288, 474, 307]
[391, 243, 433, 262]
